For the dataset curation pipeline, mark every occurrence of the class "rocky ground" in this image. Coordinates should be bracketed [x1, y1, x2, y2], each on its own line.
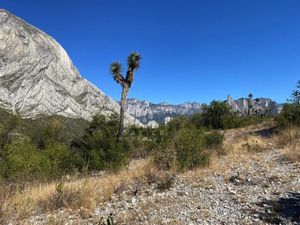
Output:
[22, 124, 300, 225]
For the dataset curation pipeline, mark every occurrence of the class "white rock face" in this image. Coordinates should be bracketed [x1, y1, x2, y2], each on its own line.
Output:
[126, 98, 202, 124]
[0, 9, 142, 126]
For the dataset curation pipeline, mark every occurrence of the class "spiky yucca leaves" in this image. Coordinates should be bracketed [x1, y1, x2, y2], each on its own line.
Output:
[127, 52, 141, 70]
[126, 52, 141, 87]
[110, 62, 124, 85]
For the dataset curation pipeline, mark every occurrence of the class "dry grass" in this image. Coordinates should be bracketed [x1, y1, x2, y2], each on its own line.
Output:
[275, 127, 300, 162]
[274, 126, 300, 147]
[1, 159, 157, 222]
[0, 185, 13, 225]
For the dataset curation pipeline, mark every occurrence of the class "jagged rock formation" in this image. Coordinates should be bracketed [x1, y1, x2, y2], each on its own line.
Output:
[125, 98, 202, 124]
[0, 9, 141, 126]
[225, 95, 283, 116]
[126, 96, 283, 125]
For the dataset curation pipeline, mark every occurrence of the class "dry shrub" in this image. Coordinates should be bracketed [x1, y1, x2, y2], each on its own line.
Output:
[275, 127, 300, 147]
[155, 172, 175, 191]
[277, 127, 300, 162]
[241, 136, 268, 153]
[284, 140, 300, 162]
[0, 185, 12, 224]
[38, 181, 81, 211]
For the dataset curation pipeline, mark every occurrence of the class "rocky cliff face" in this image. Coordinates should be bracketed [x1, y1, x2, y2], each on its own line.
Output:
[226, 95, 283, 116]
[126, 98, 202, 124]
[126, 96, 283, 125]
[0, 9, 141, 126]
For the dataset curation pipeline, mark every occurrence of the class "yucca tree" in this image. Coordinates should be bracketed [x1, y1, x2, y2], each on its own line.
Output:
[109, 52, 141, 139]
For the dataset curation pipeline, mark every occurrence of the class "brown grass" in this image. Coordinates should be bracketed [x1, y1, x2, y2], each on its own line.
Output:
[275, 127, 300, 147]
[275, 127, 300, 162]
[1, 159, 157, 222]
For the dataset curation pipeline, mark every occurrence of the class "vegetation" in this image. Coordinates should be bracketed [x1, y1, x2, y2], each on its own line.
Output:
[276, 80, 300, 127]
[0, 95, 274, 183]
[190, 100, 270, 130]
[71, 115, 131, 172]
[290, 80, 300, 104]
[153, 116, 224, 171]
[110, 52, 141, 139]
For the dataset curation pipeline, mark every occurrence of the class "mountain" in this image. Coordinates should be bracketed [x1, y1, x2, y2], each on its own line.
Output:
[0, 9, 141, 126]
[225, 95, 283, 116]
[126, 96, 283, 125]
[126, 98, 202, 125]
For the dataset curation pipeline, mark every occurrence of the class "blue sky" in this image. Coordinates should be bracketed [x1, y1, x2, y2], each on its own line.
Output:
[1, 0, 299, 104]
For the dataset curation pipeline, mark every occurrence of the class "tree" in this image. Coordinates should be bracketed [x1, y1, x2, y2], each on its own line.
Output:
[201, 101, 233, 129]
[290, 80, 300, 104]
[109, 52, 141, 139]
[248, 93, 254, 115]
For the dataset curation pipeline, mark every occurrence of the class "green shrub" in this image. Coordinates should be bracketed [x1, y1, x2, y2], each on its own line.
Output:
[42, 144, 82, 179]
[204, 131, 224, 149]
[276, 104, 300, 127]
[2, 139, 46, 180]
[125, 126, 156, 159]
[154, 125, 212, 171]
[72, 115, 131, 172]
[0, 139, 80, 181]
[173, 127, 210, 171]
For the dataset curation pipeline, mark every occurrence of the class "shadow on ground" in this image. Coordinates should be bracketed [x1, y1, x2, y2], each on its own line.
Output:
[253, 126, 278, 138]
[255, 192, 300, 224]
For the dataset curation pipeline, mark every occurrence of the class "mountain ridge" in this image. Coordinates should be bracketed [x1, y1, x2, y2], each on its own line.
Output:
[126, 96, 283, 125]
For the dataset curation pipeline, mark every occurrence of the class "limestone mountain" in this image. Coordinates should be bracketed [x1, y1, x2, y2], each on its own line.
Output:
[126, 96, 283, 125]
[0, 9, 141, 126]
[125, 98, 202, 124]
[225, 95, 283, 116]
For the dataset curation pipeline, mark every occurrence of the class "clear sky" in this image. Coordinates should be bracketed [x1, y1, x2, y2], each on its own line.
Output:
[1, 0, 299, 104]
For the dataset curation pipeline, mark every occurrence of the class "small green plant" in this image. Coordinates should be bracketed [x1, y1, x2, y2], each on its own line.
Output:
[42, 181, 79, 210]
[204, 131, 224, 149]
[156, 173, 175, 191]
[100, 213, 114, 225]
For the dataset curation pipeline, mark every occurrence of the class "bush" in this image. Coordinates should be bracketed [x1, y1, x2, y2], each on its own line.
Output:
[125, 126, 156, 159]
[154, 125, 212, 171]
[200, 101, 233, 129]
[173, 127, 210, 171]
[2, 139, 46, 180]
[204, 131, 224, 150]
[72, 115, 131, 172]
[0, 138, 80, 181]
[276, 104, 300, 127]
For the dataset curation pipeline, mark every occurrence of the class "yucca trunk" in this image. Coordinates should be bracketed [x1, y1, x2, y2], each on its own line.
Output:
[117, 83, 129, 140]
